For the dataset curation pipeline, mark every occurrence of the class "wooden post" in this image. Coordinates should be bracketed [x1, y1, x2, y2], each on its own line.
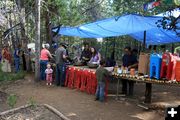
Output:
[144, 83, 152, 103]
[143, 31, 152, 103]
[105, 38, 108, 58]
[143, 31, 146, 52]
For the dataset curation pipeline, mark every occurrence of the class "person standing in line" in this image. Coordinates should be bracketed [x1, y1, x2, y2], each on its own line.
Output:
[45, 63, 53, 86]
[40, 44, 52, 80]
[21, 50, 27, 71]
[55, 43, 67, 87]
[14, 44, 21, 73]
[1, 45, 12, 72]
[55, 43, 68, 86]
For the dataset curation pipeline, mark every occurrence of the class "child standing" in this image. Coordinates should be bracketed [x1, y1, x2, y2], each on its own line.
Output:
[95, 59, 110, 102]
[45, 63, 53, 85]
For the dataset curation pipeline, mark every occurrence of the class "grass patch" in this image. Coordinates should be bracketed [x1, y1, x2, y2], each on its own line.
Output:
[0, 71, 26, 82]
[0, 63, 26, 82]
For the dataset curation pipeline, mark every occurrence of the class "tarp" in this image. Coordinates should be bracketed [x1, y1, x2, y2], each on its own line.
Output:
[130, 9, 180, 45]
[52, 14, 180, 45]
[130, 26, 180, 45]
[53, 14, 162, 38]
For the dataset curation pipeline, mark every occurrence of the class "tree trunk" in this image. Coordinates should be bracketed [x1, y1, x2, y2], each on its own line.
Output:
[45, 10, 53, 52]
[9, 9, 15, 50]
[16, 0, 28, 49]
[45, 11, 50, 43]
[35, 0, 41, 81]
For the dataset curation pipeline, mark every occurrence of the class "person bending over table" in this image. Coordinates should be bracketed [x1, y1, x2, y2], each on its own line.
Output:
[89, 47, 101, 64]
[121, 46, 138, 96]
[40, 44, 52, 80]
[80, 43, 91, 65]
[55, 43, 68, 86]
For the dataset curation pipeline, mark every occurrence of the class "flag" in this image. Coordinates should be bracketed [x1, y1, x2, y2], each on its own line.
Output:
[143, 1, 161, 11]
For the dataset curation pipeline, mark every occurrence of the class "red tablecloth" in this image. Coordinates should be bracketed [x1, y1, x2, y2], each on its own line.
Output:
[65, 66, 109, 99]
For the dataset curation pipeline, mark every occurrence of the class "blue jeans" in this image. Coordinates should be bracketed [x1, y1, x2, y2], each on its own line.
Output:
[14, 57, 20, 73]
[56, 64, 66, 86]
[40, 60, 48, 80]
[96, 82, 105, 102]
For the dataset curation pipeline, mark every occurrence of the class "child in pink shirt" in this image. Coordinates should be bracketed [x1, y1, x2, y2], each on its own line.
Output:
[45, 63, 53, 85]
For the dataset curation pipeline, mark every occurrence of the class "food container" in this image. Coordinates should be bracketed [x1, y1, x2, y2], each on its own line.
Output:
[87, 63, 99, 68]
[138, 53, 150, 75]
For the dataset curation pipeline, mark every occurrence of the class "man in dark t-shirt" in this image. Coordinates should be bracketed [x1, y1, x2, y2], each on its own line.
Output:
[55, 43, 67, 86]
[122, 47, 138, 96]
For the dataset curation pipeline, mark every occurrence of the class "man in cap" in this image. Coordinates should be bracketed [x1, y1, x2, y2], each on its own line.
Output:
[55, 43, 68, 86]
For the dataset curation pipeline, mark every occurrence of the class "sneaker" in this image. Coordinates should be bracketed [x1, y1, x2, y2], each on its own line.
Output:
[50, 83, 52, 86]
[46, 83, 48, 86]
[95, 97, 99, 101]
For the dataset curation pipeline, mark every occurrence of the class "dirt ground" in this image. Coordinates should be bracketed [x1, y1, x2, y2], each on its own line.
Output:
[0, 105, 63, 120]
[1, 74, 180, 120]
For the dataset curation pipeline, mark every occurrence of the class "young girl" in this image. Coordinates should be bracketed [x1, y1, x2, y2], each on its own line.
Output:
[45, 63, 53, 85]
[89, 47, 101, 64]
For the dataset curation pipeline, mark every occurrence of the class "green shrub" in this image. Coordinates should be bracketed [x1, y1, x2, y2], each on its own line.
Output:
[27, 97, 37, 108]
[7, 94, 17, 108]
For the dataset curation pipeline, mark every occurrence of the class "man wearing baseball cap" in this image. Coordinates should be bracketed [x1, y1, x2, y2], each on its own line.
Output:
[55, 43, 68, 86]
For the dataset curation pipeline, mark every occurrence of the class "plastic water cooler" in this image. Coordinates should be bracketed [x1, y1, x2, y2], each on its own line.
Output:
[150, 54, 162, 79]
[160, 53, 173, 80]
[175, 60, 180, 82]
[171, 55, 179, 80]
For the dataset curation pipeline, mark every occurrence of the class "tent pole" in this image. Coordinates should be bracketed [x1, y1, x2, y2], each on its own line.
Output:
[143, 30, 152, 103]
[143, 31, 146, 52]
[171, 43, 174, 53]
[113, 38, 115, 60]
[105, 38, 108, 58]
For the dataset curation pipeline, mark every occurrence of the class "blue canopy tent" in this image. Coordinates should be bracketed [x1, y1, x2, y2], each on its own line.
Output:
[52, 13, 180, 104]
[52, 14, 180, 45]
